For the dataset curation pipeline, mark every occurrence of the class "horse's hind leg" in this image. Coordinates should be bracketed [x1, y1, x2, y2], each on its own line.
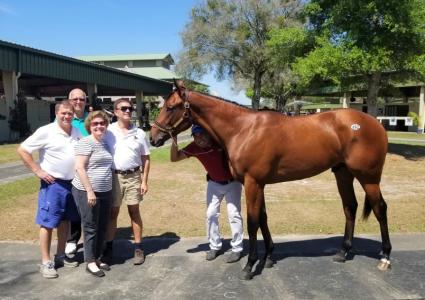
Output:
[361, 183, 392, 270]
[259, 201, 275, 268]
[333, 164, 358, 263]
[241, 177, 264, 280]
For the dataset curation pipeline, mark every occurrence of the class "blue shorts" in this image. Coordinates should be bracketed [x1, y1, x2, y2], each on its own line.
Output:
[35, 179, 80, 229]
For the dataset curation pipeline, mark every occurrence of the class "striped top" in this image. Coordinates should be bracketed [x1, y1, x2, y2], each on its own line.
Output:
[72, 135, 113, 192]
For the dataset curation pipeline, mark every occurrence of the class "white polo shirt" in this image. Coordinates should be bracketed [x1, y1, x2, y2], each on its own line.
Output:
[20, 121, 83, 180]
[105, 123, 150, 171]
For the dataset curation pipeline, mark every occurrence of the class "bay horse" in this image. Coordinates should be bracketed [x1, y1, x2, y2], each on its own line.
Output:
[150, 81, 392, 280]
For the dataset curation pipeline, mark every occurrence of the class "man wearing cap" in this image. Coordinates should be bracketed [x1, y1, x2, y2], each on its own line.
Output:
[170, 125, 244, 263]
[103, 98, 150, 265]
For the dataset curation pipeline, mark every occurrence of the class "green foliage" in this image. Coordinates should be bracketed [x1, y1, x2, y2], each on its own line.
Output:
[184, 82, 210, 94]
[296, 0, 425, 91]
[408, 111, 421, 127]
[177, 0, 304, 109]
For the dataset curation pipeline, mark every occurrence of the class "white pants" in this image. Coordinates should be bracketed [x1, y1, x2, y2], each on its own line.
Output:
[206, 180, 243, 253]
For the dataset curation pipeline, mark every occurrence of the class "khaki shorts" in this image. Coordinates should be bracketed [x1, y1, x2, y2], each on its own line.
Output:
[112, 170, 143, 207]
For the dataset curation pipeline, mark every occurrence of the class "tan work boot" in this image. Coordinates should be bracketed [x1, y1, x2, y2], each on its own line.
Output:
[134, 248, 145, 265]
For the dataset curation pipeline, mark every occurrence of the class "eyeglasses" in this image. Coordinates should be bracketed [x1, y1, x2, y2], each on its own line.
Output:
[118, 106, 134, 112]
[91, 121, 105, 127]
[70, 97, 86, 102]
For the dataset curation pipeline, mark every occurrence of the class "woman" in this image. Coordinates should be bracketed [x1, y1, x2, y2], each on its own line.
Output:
[72, 110, 113, 277]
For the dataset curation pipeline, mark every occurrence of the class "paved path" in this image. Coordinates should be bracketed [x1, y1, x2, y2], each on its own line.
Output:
[1, 234, 425, 299]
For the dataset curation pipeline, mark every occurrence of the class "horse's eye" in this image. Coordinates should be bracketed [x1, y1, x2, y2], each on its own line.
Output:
[166, 106, 174, 112]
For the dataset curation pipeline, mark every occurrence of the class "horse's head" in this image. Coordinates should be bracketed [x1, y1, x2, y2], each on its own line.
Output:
[150, 79, 193, 147]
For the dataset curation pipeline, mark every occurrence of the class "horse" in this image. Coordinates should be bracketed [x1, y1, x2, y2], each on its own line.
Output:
[150, 80, 392, 280]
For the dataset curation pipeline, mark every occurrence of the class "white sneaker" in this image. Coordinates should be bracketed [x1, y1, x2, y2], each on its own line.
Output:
[39, 261, 58, 279]
[65, 242, 77, 256]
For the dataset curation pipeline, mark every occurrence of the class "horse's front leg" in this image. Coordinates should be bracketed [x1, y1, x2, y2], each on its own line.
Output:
[241, 177, 264, 280]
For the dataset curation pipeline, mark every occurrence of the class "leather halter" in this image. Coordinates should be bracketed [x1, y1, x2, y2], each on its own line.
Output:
[152, 90, 192, 136]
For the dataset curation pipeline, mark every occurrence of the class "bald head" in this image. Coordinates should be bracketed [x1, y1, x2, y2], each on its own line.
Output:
[68, 88, 87, 118]
[68, 88, 86, 100]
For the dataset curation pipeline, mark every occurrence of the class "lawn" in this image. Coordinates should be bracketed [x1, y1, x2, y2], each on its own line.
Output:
[1, 141, 424, 241]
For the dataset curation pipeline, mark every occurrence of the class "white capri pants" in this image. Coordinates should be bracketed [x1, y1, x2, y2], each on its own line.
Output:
[206, 180, 244, 253]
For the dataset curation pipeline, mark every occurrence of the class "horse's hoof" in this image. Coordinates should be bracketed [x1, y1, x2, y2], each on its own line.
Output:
[377, 258, 391, 271]
[332, 252, 346, 263]
[239, 271, 253, 280]
[264, 257, 275, 268]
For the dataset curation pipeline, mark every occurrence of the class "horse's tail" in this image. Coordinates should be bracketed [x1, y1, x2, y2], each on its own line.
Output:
[362, 196, 372, 220]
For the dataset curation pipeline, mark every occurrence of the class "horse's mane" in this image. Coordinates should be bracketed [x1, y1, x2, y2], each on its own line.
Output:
[194, 91, 254, 111]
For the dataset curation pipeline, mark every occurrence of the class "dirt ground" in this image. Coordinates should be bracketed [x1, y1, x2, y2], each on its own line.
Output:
[0, 144, 424, 241]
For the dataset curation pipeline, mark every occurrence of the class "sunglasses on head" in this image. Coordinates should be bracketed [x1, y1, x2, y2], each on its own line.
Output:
[118, 106, 134, 112]
[91, 121, 105, 127]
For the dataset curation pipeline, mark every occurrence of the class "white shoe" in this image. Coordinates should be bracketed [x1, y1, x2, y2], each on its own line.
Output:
[65, 242, 77, 255]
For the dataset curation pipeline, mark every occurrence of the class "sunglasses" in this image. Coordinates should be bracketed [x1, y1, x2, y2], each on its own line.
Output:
[70, 97, 86, 102]
[118, 106, 134, 112]
[91, 121, 106, 127]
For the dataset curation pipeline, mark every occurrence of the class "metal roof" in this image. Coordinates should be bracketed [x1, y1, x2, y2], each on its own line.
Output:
[77, 53, 174, 64]
[0, 40, 172, 96]
[121, 67, 179, 80]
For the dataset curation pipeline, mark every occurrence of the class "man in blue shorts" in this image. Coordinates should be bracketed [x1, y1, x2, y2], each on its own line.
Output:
[17, 101, 83, 278]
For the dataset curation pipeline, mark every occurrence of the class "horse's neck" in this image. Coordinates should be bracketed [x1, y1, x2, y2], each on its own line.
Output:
[189, 92, 251, 147]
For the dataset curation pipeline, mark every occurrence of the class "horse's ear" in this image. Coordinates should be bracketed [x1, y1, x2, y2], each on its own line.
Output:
[173, 78, 186, 97]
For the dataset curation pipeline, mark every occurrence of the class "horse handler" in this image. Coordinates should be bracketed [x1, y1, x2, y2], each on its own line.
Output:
[171, 125, 244, 263]
[103, 98, 150, 265]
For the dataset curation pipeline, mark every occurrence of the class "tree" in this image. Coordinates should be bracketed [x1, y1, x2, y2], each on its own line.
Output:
[294, 0, 425, 116]
[177, 0, 303, 109]
[264, 27, 311, 111]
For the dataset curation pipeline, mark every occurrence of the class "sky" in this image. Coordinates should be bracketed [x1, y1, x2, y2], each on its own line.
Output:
[0, 0, 251, 105]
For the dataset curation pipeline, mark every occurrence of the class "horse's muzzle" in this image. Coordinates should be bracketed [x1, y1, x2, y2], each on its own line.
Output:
[149, 136, 164, 147]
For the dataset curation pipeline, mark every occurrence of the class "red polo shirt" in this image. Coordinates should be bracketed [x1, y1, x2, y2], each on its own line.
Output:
[182, 142, 233, 182]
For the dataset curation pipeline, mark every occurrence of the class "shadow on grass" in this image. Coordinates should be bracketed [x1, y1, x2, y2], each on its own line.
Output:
[388, 143, 425, 160]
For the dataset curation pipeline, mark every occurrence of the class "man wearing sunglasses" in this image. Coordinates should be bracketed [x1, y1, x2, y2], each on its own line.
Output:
[65, 88, 89, 257]
[103, 98, 151, 265]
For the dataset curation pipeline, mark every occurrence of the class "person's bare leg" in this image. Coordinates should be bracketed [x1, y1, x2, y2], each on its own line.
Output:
[40, 226, 53, 263]
[56, 221, 69, 255]
[128, 204, 143, 243]
[106, 206, 120, 242]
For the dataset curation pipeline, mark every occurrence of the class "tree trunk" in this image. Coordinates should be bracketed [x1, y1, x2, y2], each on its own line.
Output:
[366, 71, 382, 117]
[275, 95, 285, 112]
[252, 71, 262, 110]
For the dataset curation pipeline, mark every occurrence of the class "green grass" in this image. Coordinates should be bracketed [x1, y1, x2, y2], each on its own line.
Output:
[150, 142, 190, 163]
[0, 177, 39, 208]
[387, 131, 425, 140]
[0, 143, 20, 164]
[0, 143, 185, 208]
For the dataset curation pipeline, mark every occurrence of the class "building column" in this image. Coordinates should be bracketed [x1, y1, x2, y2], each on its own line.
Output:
[342, 92, 351, 108]
[1, 71, 20, 141]
[135, 90, 144, 127]
[86, 83, 98, 106]
[419, 85, 425, 134]
[2, 70, 19, 119]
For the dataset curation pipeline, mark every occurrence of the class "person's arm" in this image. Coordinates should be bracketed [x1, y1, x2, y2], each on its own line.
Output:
[17, 146, 55, 184]
[75, 155, 97, 207]
[140, 154, 150, 195]
[170, 136, 188, 162]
